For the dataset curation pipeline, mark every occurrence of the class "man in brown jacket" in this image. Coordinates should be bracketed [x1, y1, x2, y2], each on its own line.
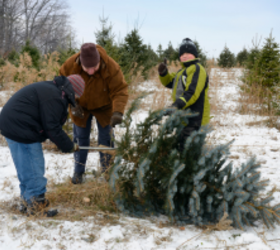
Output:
[60, 43, 128, 184]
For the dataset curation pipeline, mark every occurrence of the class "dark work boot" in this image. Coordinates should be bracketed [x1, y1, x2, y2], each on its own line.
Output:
[31, 194, 50, 207]
[19, 202, 27, 213]
[26, 194, 58, 217]
[71, 172, 84, 184]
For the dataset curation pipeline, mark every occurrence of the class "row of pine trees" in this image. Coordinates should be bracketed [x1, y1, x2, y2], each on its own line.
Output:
[218, 33, 280, 72]
[0, 15, 208, 84]
[1, 15, 279, 90]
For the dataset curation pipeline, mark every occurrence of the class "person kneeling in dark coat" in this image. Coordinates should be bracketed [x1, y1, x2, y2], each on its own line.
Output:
[0, 75, 85, 217]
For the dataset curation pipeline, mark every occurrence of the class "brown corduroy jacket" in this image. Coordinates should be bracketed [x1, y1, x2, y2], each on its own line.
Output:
[59, 45, 128, 128]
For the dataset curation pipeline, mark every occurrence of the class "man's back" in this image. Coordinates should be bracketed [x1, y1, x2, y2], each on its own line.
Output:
[0, 81, 68, 144]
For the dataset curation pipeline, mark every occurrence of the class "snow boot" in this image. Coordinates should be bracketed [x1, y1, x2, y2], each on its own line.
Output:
[18, 201, 27, 214]
[25, 194, 58, 217]
[71, 172, 84, 184]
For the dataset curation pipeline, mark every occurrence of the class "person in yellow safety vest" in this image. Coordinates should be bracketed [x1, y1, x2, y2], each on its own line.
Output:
[158, 38, 210, 151]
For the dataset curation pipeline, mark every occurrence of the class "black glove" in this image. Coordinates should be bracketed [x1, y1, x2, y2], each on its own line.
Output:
[164, 99, 186, 116]
[158, 58, 168, 76]
[172, 98, 186, 109]
[71, 103, 84, 119]
[110, 112, 123, 127]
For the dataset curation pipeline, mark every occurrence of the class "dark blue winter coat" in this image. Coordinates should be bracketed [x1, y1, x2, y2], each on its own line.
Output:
[0, 76, 75, 153]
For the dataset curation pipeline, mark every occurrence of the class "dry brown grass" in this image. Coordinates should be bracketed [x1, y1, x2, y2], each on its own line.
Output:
[46, 178, 118, 221]
[127, 62, 180, 111]
[205, 58, 216, 75]
[238, 82, 280, 128]
[0, 177, 119, 224]
[0, 52, 60, 92]
[208, 67, 227, 128]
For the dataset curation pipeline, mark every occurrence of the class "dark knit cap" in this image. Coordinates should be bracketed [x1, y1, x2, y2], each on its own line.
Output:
[67, 74, 85, 97]
[179, 38, 198, 58]
[80, 43, 100, 68]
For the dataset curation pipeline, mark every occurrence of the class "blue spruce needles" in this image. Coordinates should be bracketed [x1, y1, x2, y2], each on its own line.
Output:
[108, 97, 280, 229]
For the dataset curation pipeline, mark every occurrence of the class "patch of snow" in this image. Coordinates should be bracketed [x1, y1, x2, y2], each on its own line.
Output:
[0, 68, 280, 249]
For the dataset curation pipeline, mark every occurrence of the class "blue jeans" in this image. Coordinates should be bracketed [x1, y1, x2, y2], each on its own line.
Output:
[73, 114, 114, 174]
[5, 138, 47, 203]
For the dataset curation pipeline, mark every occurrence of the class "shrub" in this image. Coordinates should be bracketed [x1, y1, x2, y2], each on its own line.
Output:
[218, 45, 235, 68]
[236, 48, 249, 67]
[21, 40, 41, 70]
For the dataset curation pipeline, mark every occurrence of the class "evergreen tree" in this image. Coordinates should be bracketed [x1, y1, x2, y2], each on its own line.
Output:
[256, 33, 280, 89]
[7, 49, 20, 66]
[218, 45, 235, 68]
[243, 33, 280, 98]
[94, 14, 121, 62]
[172, 46, 179, 65]
[157, 44, 164, 62]
[109, 96, 280, 229]
[194, 40, 208, 68]
[58, 36, 77, 65]
[163, 41, 176, 63]
[236, 48, 249, 67]
[246, 47, 261, 70]
[120, 29, 149, 80]
[94, 14, 115, 48]
[146, 44, 158, 67]
[21, 40, 41, 69]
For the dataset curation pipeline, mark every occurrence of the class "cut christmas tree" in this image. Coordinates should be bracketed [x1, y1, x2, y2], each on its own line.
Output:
[109, 96, 280, 229]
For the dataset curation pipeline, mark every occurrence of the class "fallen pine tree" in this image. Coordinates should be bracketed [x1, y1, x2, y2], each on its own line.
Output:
[109, 96, 280, 229]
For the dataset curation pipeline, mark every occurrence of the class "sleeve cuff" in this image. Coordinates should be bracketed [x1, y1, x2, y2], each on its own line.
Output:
[159, 69, 168, 77]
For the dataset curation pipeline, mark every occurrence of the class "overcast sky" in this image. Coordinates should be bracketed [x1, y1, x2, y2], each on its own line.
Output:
[67, 0, 280, 58]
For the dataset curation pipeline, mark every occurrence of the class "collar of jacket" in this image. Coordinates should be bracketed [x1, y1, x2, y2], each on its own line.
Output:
[181, 58, 200, 68]
[53, 76, 76, 107]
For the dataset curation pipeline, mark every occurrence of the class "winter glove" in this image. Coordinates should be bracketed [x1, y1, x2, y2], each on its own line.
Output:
[110, 112, 123, 127]
[172, 98, 186, 109]
[71, 103, 84, 119]
[158, 58, 168, 76]
[164, 99, 186, 116]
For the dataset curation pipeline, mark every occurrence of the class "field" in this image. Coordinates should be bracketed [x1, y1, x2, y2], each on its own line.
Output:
[0, 67, 280, 249]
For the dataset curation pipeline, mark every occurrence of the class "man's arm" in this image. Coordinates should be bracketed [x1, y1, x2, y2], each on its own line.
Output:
[40, 99, 74, 153]
[107, 65, 128, 114]
[158, 58, 175, 89]
[159, 72, 176, 89]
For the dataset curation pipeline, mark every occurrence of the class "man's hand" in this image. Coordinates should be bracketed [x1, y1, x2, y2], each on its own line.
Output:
[158, 58, 168, 76]
[110, 112, 123, 127]
[71, 104, 84, 119]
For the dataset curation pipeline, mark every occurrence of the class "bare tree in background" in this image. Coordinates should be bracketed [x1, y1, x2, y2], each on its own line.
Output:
[0, 0, 23, 54]
[23, 0, 75, 53]
[38, 13, 74, 54]
[0, 0, 75, 56]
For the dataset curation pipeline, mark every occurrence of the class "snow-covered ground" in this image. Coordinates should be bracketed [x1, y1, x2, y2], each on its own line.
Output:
[0, 68, 280, 249]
